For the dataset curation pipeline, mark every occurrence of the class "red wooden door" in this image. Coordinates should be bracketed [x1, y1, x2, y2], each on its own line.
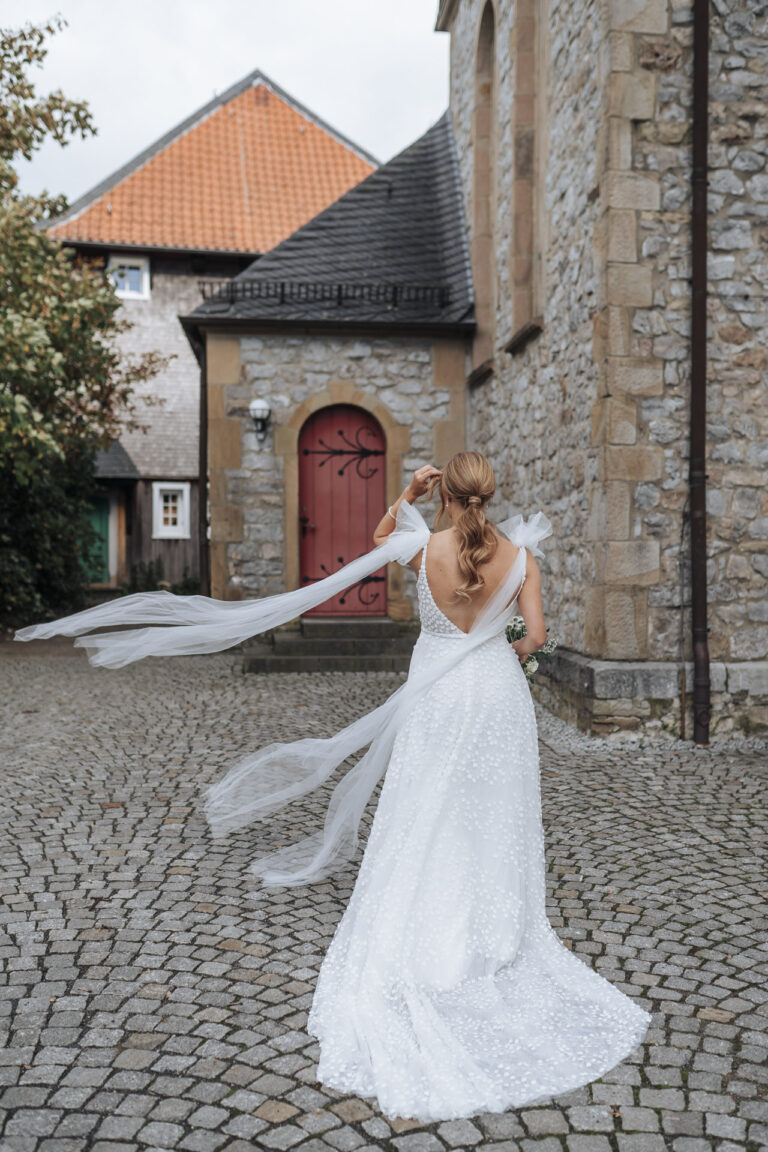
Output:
[299, 405, 387, 616]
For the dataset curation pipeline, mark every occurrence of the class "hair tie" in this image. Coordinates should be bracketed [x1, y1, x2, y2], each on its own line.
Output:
[467, 495, 483, 507]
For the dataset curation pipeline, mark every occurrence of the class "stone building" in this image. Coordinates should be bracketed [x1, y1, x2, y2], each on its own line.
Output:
[184, 114, 472, 625]
[185, 1, 767, 738]
[47, 69, 374, 588]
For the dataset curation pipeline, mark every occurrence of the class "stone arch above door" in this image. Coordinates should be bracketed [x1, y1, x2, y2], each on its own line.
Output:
[273, 382, 413, 620]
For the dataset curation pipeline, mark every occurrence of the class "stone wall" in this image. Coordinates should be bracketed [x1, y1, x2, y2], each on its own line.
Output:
[443, 0, 767, 734]
[699, 0, 768, 663]
[446, 0, 606, 655]
[533, 649, 768, 738]
[601, 0, 768, 671]
[206, 332, 466, 614]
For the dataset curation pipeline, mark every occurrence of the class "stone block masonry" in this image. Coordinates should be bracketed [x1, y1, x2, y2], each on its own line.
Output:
[443, 0, 766, 734]
[206, 332, 466, 616]
[535, 649, 768, 737]
[450, 0, 606, 664]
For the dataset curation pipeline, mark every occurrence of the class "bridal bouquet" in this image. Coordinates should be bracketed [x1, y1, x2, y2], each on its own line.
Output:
[505, 616, 558, 683]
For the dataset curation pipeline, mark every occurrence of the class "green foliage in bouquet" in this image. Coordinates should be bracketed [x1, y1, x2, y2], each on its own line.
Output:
[505, 616, 558, 683]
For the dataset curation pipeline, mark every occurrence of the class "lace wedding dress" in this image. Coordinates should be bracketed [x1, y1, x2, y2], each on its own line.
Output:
[306, 534, 651, 1121]
[16, 501, 650, 1121]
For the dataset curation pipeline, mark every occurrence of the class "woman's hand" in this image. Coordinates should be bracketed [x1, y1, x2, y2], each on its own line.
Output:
[373, 465, 441, 547]
[511, 641, 527, 664]
[406, 465, 442, 502]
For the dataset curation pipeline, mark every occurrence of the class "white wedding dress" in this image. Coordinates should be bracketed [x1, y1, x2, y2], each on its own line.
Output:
[305, 534, 651, 1120]
[15, 501, 651, 1121]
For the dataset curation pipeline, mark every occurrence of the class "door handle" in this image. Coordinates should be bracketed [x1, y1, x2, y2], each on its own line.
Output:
[299, 515, 315, 538]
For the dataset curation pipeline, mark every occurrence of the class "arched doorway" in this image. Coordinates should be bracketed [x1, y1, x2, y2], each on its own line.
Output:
[298, 405, 387, 617]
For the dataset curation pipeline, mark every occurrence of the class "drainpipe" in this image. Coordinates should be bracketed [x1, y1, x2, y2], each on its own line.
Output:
[198, 337, 210, 598]
[689, 0, 710, 744]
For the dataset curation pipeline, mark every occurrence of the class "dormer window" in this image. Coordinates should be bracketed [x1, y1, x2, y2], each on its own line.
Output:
[108, 254, 150, 300]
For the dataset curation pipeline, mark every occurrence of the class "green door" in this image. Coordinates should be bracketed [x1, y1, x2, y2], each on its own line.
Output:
[85, 496, 110, 584]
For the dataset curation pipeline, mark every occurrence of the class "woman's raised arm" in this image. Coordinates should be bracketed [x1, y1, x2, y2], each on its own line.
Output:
[372, 465, 442, 548]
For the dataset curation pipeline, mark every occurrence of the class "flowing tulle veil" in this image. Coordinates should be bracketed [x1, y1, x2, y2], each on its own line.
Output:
[15, 501, 552, 887]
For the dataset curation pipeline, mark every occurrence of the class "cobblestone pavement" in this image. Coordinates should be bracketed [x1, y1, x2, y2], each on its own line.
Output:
[0, 643, 766, 1152]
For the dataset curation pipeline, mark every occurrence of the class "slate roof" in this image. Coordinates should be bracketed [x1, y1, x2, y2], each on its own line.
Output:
[186, 112, 474, 332]
[47, 70, 376, 255]
[117, 378, 200, 480]
[94, 440, 140, 480]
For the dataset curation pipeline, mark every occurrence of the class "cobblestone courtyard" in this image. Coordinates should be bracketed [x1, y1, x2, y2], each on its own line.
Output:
[0, 644, 766, 1152]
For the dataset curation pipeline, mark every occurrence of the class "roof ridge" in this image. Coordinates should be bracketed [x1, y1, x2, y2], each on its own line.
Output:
[49, 67, 378, 234]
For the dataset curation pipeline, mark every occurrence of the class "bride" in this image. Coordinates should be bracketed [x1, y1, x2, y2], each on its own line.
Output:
[16, 449, 651, 1122]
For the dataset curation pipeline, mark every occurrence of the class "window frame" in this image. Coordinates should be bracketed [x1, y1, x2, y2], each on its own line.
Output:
[107, 253, 151, 300]
[152, 481, 191, 540]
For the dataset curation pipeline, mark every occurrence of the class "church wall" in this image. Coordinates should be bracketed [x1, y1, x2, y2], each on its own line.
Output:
[592, 0, 768, 682]
[590, 0, 768, 734]
[629, 0, 768, 672]
[445, 0, 767, 735]
[447, 0, 606, 658]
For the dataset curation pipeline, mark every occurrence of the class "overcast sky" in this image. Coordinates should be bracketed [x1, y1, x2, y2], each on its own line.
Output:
[6, 0, 450, 202]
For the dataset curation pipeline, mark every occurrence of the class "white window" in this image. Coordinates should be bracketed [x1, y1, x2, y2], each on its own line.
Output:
[108, 254, 150, 300]
[152, 482, 191, 539]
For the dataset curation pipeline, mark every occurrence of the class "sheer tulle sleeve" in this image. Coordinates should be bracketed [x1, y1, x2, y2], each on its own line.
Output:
[14, 503, 432, 668]
[497, 510, 553, 558]
[391, 499, 430, 565]
[387, 499, 431, 564]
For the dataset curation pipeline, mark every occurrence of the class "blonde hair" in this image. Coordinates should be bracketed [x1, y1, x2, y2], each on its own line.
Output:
[429, 451, 498, 600]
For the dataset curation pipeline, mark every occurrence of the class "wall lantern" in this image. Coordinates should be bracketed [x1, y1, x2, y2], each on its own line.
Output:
[248, 397, 272, 443]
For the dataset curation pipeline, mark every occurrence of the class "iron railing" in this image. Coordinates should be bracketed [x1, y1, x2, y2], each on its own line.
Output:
[198, 279, 452, 309]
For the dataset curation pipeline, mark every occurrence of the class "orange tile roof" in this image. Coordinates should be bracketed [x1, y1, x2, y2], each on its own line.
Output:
[49, 73, 376, 254]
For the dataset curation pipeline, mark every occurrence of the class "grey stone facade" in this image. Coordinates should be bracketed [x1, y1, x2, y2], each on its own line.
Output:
[441, 0, 767, 735]
[449, 0, 605, 653]
[226, 334, 442, 615]
[629, 0, 768, 667]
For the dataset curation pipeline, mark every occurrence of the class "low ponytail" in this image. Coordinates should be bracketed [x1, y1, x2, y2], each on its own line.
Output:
[433, 452, 498, 601]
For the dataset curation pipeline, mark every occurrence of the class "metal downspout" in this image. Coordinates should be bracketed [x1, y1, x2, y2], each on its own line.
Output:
[198, 340, 210, 598]
[689, 0, 711, 743]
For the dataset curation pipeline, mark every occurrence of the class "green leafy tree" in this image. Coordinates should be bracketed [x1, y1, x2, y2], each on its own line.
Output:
[0, 17, 166, 628]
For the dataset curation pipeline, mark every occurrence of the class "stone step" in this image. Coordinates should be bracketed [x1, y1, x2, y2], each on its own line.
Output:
[244, 616, 418, 674]
[269, 637, 415, 657]
[245, 649, 412, 674]
[300, 618, 418, 640]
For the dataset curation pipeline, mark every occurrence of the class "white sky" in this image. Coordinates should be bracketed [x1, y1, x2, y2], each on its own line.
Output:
[6, 0, 450, 202]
